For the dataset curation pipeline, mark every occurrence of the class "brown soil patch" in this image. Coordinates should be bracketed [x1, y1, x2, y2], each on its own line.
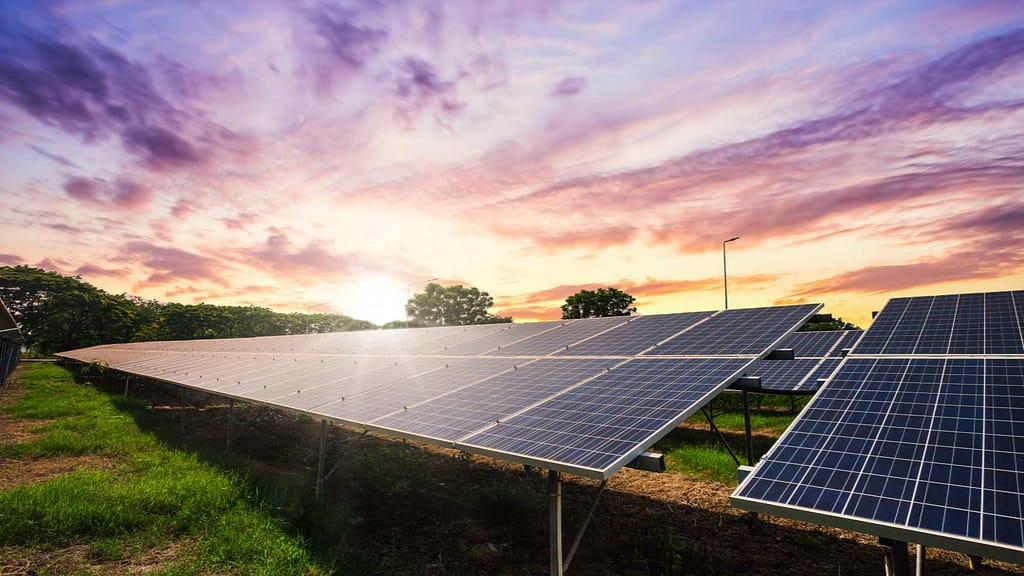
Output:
[0, 538, 188, 575]
[0, 454, 118, 490]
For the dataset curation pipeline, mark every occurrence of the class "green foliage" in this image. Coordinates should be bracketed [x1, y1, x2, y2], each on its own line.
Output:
[799, 316, 860, 331]
[0, 265, 135, 354]
[0, 266, 374, 353]
[405, 283, 512, 326]
[561, 287, 637, 319]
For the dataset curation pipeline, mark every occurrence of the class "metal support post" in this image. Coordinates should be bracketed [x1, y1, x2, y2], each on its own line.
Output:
[315, 420, 328, 502]
[563, 479, 607, 573]
[915, 544, 927, 576]
[881, 538, 909, 576]
[549, 470, 563, 576]
[701, 407, 741, 466]
[742, 390, 754, 466]
[180, 386, 186, 434]
[225, 398, 234, 451]
[123, 375, 130, 397]
[968, 555, 982, 570]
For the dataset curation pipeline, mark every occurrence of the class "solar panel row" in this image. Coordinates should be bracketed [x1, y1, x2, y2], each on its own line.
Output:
[59, 304, 821, 478]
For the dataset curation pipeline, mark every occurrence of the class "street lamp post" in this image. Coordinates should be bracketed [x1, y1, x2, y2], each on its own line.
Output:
[722, 237, 740, 310]
[406, 278, 438, 325]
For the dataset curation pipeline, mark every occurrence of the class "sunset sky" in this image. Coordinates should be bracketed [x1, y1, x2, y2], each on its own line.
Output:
[1, 1, 1022, 327]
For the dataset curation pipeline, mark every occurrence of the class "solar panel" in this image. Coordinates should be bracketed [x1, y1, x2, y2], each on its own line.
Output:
[484, 316, 632, 356]
[370, 358, 622, 441]
[430, 321, 564, 355]
[462, 357, 750, 473]
[314, 357, 522, 423]
[645, 304, 820, 356]
[854, 291, 1024, 356]
[831, 330, 864, 356]
[57, 303, 821, 479]
[780, 331, 858, 358]
[554, 312, 714, 356]
[741, 359, 825, 393]
[733, 289, 1024, 564]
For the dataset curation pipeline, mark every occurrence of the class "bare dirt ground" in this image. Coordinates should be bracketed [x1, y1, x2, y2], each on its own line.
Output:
[2, 368, 1023, 575]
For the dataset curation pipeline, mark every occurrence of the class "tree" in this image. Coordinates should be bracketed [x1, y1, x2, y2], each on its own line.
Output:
[406, 283, 511, 326]
[561, 287, 637, 319]
[0, 265, 136, 354]
[798, 316, 860, 331]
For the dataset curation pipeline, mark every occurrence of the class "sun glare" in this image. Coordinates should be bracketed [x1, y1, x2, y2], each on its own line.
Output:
[345, 277, 408, 325]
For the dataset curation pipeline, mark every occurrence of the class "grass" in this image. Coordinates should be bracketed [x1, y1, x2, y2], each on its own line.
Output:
[0, 363, 331, 574]
[651, 398, 804, 486]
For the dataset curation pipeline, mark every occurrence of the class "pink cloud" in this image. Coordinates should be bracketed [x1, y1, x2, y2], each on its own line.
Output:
[117, 241, 230, 288]
[0, 254, 23, 265]
[233, 230, 412, 283]
[63, 176, 154, 211]
[550, 76, 586, 97]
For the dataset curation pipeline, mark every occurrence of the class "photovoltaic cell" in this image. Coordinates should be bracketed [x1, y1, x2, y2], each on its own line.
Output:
[646, 304, 819, 356]
[462, 358, 750, 471]
[554, 312, 714, 356]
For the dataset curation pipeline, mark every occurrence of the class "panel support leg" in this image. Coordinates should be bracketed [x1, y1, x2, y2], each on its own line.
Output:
[123, 375, 130, 397]
[549, 470, 563, 576]
[315, 420, 327, 502]
[225, 398, 234, 451]
[742, 390, 754, 466]
[701, 407, 741, 466]
[881, 538, 909, 576]
[915, 544, 927, 576]
[967, 555, 982, 570]
[563, 479, 607, 573]
[179, 386, 186, 435]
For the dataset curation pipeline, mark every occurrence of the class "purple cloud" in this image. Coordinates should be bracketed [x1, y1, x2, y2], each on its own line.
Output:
[122, 125, 201, 170]
[117, 241, 230, 288]
[550, 76, 586, 97]
[74, 264, 129, 278]
[300, 4, 388, 94]
[63, 176, 154, 210]
[392, 56, 462, 125]
[236, 230, 408, 282]
[27, 144, 78, 168]
[0, 253, 22, 265]
[0, 17, 235, 172]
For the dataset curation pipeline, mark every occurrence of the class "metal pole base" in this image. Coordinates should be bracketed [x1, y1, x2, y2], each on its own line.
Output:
[549, 470, 563, 576]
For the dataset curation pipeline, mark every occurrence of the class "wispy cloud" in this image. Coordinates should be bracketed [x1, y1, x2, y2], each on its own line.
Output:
[549, 76, 585, 97]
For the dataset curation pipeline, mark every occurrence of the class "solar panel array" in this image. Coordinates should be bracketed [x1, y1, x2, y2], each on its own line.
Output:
[733, 290, 1024, 564]
[734, 330, 862, 393]
[59, 303, 820, 479]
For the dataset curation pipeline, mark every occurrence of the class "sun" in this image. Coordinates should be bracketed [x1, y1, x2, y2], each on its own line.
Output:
[345, 277, 408, 326]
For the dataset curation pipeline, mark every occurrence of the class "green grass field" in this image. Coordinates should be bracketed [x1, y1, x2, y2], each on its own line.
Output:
[0, 363, 341, 575]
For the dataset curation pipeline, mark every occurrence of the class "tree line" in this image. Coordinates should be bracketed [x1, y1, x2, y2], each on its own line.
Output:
[0, 266, 373, 355]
